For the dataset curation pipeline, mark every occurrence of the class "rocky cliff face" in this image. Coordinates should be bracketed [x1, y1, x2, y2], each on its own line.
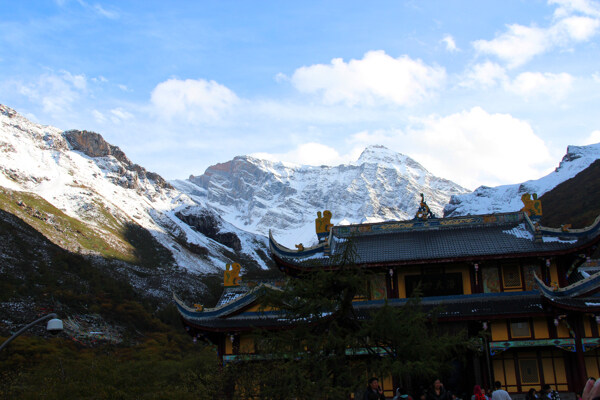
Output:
[177, 145, 469, 246]
[64, 130, 172, 191]
[175, 207, 242, 252]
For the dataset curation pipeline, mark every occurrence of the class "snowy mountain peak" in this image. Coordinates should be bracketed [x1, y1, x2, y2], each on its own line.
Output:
[357, 145, 396, 162]
[355, 144, 428, 173]
[356, 144, 401, 163]
[557, 143, 600, 171]
[178, 146, 469, 247]
[444, 142, 600, 217]
[0, 104, 271, 277]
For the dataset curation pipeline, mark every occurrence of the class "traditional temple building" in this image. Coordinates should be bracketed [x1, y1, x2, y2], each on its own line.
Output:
[175, 194, 600, 397]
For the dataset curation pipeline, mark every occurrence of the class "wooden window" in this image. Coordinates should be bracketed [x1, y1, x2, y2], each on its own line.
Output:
[405, 272, 463, 297]
[502, 263, 522, 289]
[519, 359, 540, 384]
[510, 321, 532, 338]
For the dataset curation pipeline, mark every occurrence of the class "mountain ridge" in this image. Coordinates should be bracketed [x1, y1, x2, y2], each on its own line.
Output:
[0, 104, 272, 278]
[179, 144, 469, 247]
[443, 143, 600, 217]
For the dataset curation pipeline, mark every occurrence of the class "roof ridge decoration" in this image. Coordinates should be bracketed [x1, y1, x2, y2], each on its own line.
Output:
[534, 270, 600, 299]
[269, 229, 329, 259]
[523, 212, 600, 238]
[315, 210, 333, 243]
[415, 193, 436, 221]
[334, 212, 523, 238]
[173, 282, 284, 320]
[520, 193, 542, 221]
[224, 262, 242, 287]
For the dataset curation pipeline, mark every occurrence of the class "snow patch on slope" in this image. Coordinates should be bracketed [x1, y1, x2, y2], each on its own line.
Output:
[0, 104, 268, 273]
[178, 145, 469, 247]
[444, 143, 600, 217]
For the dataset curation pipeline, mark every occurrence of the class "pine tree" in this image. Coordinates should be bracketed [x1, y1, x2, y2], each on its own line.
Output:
[227, 238, 474, 399]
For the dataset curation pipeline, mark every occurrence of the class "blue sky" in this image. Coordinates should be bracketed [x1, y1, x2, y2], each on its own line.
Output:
[2, 0, 600, 189]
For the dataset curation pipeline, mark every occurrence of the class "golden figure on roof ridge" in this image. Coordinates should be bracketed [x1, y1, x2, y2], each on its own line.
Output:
[315, 210, 333, 242]
[520, 193, 543, 218]
[415, 193, 435, 221]
[224, 262, 242, 287]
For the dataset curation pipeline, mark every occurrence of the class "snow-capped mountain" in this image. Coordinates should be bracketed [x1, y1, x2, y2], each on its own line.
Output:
[0, 104, 270, 279]
[174, 145, 469, 247]
[444, 143, 600, 217]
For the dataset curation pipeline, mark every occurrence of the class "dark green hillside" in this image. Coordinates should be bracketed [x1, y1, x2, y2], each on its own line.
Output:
[540, 159, 600, 228]
[0, 209, 223, 398]
[0, 187, 175, 268]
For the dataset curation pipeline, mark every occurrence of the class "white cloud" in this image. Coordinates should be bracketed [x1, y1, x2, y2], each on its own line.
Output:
[473, 1, 600, 67]
[92, 109, 106, 123]
[441, 35, 459, 52]
[584, 130, 600, 144]
[91, 4, 119, 19]
[550, 16, 600, 42]
[16, 71, 88, 114]
[348, 107, 552, 189]
[550, 0, 600, 18]
[593, 72, 600, 82]
[150, 78, 239, 121]
[290, 50, 446, 106]
[251, 142, 351, 166]
[473, 24, 549, 68]
[74, 0, 120, 19]
[274, 72, 288, 83]
[110, 107, 133, 123]
[460, 61, 508, 89]
[91, 76, 108, 84]
[505, 71, 573, 100]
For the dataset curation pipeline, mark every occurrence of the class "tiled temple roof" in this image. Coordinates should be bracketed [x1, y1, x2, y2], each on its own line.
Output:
[175, 210, 600, 333]
[175, 290, 551, 331]
[270, 212, 600, 269]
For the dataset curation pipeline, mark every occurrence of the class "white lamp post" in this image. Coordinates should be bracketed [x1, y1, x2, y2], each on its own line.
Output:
[0, 313, 63, 352]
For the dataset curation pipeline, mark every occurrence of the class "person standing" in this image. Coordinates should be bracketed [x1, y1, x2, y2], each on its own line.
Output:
[491, 381, 511, 400]
[541, 384, 560, 400]
[472, 385, 488, 400]
[364, 377, 386, 400]
[526, 388, 538, 400]
[427, 379, 451, 400]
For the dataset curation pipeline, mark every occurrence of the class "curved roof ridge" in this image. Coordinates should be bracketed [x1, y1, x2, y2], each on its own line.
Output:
[174, 282, 283, 320]
[535, 271, 600, 299]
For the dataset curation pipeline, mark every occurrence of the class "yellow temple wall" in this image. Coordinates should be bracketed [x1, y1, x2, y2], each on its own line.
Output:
[240, 335, 254, 354]
[584, 318, 593, 337]
[583, 317, 600, 338]
[556, 321, 570, 338]
[585, 349, 600, 378]
[225, 336, 233, 355]
[492, 349, 568, 393]
[491, 321, 509, 341]
[549, 261, 559, 287]
[397, 272, 407, 298]
[533, 318, 550, 339]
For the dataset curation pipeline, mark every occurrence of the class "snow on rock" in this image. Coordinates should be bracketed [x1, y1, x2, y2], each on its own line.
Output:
[177, 145, 469, 247]
[444, 143, 600, 217]
[0, 104, 268, 273]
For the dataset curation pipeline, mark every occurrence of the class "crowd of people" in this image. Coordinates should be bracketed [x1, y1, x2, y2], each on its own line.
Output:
[362, 377, 600, 400]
